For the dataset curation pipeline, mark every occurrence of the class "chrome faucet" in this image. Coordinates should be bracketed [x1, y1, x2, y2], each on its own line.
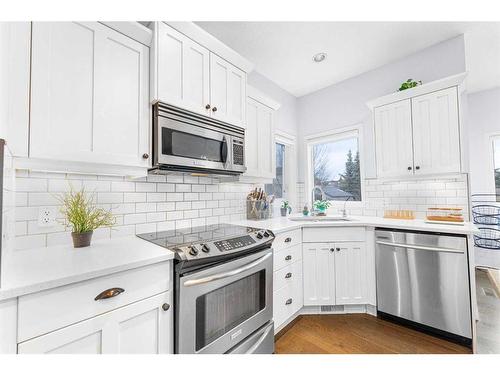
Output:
[311, 186, 326, 215]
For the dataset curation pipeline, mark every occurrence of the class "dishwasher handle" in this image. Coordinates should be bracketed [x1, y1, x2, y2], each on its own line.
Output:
[376, 240, 465, 254]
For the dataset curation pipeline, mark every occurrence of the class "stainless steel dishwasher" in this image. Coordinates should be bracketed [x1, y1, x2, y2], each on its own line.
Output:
[375, 229, 472, 345]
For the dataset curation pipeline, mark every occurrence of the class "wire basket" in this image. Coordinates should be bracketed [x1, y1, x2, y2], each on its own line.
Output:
[471, 204, 500, 225]
[474, 227, 500, 250]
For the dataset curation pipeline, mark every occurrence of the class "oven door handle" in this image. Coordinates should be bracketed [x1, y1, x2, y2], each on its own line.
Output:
[183, 252, 272, 287]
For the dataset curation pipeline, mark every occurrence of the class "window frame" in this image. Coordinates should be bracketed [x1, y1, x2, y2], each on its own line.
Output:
[305, 124, 365, 209]
[491, 133, 500, 196]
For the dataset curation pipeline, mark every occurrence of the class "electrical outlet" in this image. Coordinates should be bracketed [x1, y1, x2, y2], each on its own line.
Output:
[38, 207, 56, 227]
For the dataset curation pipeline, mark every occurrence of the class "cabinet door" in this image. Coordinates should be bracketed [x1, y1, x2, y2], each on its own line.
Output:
[30, 22, 150, 168]
[411, 87, 461, 175]
[244, 97, 260, 176]
[155, 22, 210, 116]
[302, 243, 335, 306]
[374, 100, 414, 177]
[210, 53, 246, 127]
[257, 103, 275, 179]
[334, 242, 368, 305]
[18, 293, 172, 354]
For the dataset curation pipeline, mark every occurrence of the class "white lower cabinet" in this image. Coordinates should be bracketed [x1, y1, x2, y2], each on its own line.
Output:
[303, 237, 369, 306]
[18, 292, 172, 354]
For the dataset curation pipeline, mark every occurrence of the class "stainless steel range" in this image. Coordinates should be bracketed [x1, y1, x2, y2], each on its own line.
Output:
[137, 224, 275, 354]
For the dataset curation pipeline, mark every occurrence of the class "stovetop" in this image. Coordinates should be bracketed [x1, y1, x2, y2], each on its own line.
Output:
[137, 223, 274, 263]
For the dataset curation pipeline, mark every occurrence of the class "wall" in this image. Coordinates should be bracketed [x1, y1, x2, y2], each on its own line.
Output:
[297, 35, 467, 180]
[14, 171, 257, 250]
[467, 87, 500, 195]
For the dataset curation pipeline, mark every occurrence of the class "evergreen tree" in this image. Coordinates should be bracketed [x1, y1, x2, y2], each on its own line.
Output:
[495, 168, 500, 193]
[338, 150, 361, 200]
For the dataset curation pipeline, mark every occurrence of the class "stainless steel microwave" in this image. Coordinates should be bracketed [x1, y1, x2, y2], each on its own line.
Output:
[151, 102, 246, 176]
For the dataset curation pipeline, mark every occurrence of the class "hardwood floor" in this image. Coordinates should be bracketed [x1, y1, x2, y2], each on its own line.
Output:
[275, 314, 472, 354]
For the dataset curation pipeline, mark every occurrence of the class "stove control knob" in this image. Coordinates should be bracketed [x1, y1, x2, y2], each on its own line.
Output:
[263, 230, 270, 238]
[256, 232, 263, 239]
[188, 246, 198, 256]
[201, 244, 210, 253]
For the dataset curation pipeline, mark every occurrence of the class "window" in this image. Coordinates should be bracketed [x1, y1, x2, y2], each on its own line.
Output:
[494, 137, 500, 199]
[265, 143, 285, 198]
[308, 129, 362, 203]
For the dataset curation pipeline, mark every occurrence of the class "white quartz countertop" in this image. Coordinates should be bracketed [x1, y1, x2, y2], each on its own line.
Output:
[232, 215, 480, 236]
[0, 236, 174, 301]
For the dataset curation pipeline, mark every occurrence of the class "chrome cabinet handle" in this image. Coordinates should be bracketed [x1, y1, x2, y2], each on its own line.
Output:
[285, 255, 292, 261]
[94, 287, 124, 301]
[376, 240, 465, 254]
[285, 272, 292, 279]
[183, 252, 272, 286]
[284, 237, 292, 243]
[285, 298, 293, 305]
[162, 303, 170, 311]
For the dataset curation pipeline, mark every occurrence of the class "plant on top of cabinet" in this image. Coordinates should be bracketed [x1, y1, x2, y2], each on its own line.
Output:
[398, 78, 422, 91]
[58, 189, 115, 248]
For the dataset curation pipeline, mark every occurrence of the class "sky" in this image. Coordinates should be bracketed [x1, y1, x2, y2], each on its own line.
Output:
[314, 137, 358, 180]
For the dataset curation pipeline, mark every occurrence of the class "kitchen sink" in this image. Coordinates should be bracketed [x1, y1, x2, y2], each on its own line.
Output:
[288, 216, 354, 222]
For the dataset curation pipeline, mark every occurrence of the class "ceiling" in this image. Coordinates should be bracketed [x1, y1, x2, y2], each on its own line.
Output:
[195, 22, 500, 97]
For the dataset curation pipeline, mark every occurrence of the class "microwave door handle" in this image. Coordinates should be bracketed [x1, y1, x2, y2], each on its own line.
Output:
[221, 136, 228, 164]
[183, 252, 272, 287]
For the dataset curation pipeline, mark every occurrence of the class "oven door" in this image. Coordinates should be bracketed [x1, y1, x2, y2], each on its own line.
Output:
[157, 115, 233, 172]
[177, 248, 273, 354]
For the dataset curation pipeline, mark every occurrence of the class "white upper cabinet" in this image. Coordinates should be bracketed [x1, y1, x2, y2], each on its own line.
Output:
[153, 22, 210, 116]
[374, 100, 414, 178]
[411, 87, 461, 175]
[242, 87, 279, 182]
[209, 53, 246, 127]
[151, 22, 252, 128]
[30, 22, 150, 169]
[369, 73, 466, 178]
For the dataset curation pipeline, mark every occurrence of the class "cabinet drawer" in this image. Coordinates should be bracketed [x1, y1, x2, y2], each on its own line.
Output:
[272, 229, 302, 252]
[18, 261, 171, 342]
[273, 277, 302, 329]
[302, 227, 366, 243]
[273, 260, 302, 292]
[273, 244, 302, 271]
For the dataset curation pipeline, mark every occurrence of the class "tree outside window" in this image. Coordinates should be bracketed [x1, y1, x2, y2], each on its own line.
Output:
[312, 137, 361, 202]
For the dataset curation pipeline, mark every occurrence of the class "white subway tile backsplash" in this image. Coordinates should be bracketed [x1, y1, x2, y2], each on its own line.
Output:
[147, 192, 167, 202]
[16, 178, 48, 192]
[124, 192, 147, 203]
[135, 202, 157, 213]
[111, 181, 135, 192]
[124, 213, 147, 225]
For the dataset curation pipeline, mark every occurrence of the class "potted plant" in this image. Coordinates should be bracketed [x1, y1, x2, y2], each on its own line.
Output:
[280, 201, 292, 217]
[58, 189, 115, 248]
[313, 200, 331, 216]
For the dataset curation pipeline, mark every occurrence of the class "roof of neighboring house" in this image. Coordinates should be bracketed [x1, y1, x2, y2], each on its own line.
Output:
[323, 186, 354, 200]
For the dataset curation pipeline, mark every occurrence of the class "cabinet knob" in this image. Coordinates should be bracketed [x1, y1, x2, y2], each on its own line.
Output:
[330, 248, 335, 252]
[336, 247, 340, 252]
[205, 104, 211, 110]
[285, 272, 292, 279]
[285, 255, 292, 261]
[142, 153, 149, 159]
[212, 106, 217, 112]
[407, 166, 412, 171]
[162, 303, 170, 311]
[285, 298, 293, 305]
[415, 166, 420, 170]
[284, 237, 292, 243]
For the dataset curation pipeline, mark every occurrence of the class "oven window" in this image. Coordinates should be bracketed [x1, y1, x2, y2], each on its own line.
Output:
[195, 270, 266, 351]
[162, 128, 224, 162]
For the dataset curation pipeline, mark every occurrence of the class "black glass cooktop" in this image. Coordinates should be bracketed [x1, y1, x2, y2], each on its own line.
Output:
[136, 223, 257, 249]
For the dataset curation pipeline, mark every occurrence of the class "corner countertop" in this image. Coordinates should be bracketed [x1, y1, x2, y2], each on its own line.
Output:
[232, 215, 480, 236]
[0, 236, 174, 301]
